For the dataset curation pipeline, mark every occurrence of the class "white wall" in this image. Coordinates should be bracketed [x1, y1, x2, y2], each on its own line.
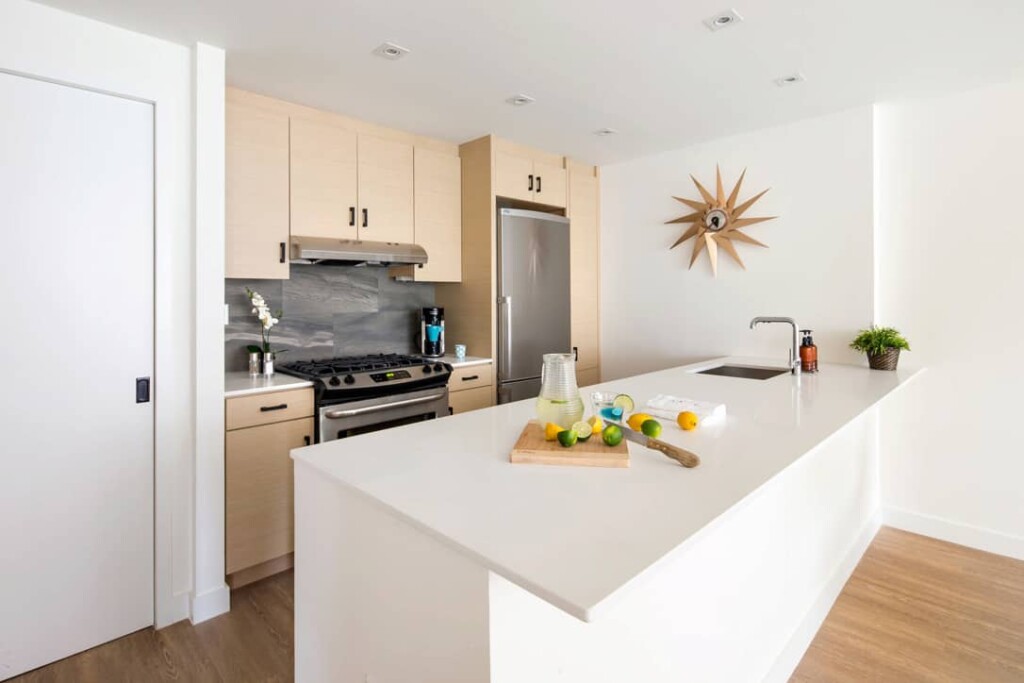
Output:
[0, 0, 227, 627]
[876, 82, 1024, 557]
[600, 107, 875, 380]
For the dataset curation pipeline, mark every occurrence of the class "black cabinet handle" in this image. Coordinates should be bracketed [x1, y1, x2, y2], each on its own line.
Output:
[279, 242, 286, 263]
[462, 375, 479, 382]
[537, 175, 542, 193]
[362, 208, 368, 228]
[260, 403, 288, 412]
[572, 346, 579, 361]
[349, 206, 355, 226]
[303, 435, 311, 446]
[528, 174, 534, 192]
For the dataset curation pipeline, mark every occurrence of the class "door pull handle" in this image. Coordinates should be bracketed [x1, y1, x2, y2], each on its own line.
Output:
[279, 242, 287, 263]
[362, 208, 368, 228]
[537, 175, 542, 193]
[528, 174, 534, 192]
[349, 207, 356, 226]
[260, 403, 288, 412]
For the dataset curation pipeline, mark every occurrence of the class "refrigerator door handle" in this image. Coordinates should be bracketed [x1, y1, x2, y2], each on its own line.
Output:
[498, 295, 512, 382]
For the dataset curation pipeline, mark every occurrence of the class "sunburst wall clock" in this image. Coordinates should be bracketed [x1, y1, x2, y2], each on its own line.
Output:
[666, 166, 776, 276]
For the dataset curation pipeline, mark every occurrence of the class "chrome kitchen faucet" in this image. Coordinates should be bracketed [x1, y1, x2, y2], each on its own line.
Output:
[750, 316, 801, 375]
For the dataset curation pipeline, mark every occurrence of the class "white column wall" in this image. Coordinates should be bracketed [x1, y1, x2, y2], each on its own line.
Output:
[875, 82, 1024, 556]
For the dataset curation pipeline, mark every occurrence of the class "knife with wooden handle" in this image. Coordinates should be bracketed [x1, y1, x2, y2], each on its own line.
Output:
[611, 421, 701, 468]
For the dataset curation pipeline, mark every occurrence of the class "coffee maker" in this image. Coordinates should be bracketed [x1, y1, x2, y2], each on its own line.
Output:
[420, 307, 445, 358]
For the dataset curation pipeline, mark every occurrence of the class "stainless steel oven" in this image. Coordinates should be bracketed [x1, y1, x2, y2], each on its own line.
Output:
[318, 385, 449, 443]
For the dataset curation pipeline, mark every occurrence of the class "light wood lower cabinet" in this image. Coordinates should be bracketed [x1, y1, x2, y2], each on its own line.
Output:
[449, 385, 494, 415]
[225, 389, 314, 584]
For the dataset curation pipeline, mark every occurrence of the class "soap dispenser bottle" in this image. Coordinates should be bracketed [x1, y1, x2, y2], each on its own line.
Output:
[800, 330, 818, 373]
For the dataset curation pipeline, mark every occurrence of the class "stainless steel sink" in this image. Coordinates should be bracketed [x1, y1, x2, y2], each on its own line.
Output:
[695, 364, 791, 380]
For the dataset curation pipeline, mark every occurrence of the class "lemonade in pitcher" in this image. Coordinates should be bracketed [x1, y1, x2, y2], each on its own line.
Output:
[535, 353, 585, 427]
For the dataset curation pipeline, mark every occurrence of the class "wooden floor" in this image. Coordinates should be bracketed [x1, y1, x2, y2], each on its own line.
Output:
[792, 527, 1024, 682]
[10, 570, 294, 683]
[9, 527, 1024, 682]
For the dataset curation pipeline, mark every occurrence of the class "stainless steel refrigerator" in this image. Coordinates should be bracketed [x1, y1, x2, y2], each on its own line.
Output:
[496, 208, 572, 404]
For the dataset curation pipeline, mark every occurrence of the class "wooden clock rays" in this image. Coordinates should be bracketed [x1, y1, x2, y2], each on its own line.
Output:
[666, 166, 776, 276]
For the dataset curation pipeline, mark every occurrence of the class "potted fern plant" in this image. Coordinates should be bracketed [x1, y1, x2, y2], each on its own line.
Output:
[850, 326, 910, 371]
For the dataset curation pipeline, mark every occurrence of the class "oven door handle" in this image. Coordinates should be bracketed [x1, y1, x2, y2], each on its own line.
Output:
[323, 392, 447, 419]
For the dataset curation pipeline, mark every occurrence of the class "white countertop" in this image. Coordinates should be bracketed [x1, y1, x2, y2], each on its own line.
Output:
[225, 372, 314, 398]
[434, 354, 491, 369]
[292, 357, 920, 621]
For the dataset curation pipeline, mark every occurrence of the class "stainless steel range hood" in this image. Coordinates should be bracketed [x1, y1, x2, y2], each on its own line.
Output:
[290, 236, 427, 267]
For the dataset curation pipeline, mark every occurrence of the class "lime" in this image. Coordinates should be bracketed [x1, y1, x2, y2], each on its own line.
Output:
[640, 419, 662, 438]
[602, 424, 624, 447]
[557, 430, 578, 448]
[571, 420, 593, 441]
[613, 394, 635, 414]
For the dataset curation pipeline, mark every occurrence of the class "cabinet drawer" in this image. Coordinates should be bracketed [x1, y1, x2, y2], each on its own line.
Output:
[448, 386, 494, 415]
[226, 388, 314, 431]
[450, 365, 492, 392]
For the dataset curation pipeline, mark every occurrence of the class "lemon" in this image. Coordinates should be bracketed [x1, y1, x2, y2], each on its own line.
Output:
[640, 419, 662, 438]
[613, 394, 635, 414]
[557, 430, 578, 448]
[544, 422, 564, 441]
[677, 411, 699, 431]
[571, 420, 593, 441]
[587, 415, 605, 433]
[602, 424, 624, 447]
[627, 412, 654, 431]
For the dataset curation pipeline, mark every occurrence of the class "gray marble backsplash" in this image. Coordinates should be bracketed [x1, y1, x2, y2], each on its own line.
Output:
[225, 264, 435, 371]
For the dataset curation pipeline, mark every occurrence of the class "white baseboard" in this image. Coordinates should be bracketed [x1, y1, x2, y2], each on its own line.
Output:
[189, 583, 231, 624]
[884, 507, 1024, 561]
[762, 509, 882, 683]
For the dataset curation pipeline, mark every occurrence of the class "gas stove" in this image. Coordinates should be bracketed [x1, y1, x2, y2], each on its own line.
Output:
[279, 353, 451, 400]
[278, 354, 453, 442]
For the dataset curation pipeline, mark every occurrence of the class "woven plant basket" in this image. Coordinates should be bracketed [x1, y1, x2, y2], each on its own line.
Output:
[867, 347, 900, 371]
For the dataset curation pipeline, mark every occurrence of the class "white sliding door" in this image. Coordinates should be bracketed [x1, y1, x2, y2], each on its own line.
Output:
[0, 71, 155, 678]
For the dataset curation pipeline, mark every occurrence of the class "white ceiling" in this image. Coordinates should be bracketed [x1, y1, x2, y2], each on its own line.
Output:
[36, 0, 1024, 164]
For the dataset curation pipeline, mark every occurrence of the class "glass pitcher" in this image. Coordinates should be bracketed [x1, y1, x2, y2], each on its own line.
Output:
[535, 353, 585, 427]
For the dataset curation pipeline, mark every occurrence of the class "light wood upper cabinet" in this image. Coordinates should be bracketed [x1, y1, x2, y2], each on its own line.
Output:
[290, 117, 358, 240]
[532, 160, 567, 208]
[226, 98, 290, 279]
[357, 134, 414, 244]
[569, 162, 600, 372]
[494, 147, 567, 208]
[495, 151, 536, 203]
[411, 148, 462, 282]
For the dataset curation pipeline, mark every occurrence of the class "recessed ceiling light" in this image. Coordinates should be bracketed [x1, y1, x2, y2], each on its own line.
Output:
[594, 128, 618, 136]
[774, 72, 806, 87]
[372, 42, 410, 60]
[506, 94, 536, 107]
[703, 9, 744, 32]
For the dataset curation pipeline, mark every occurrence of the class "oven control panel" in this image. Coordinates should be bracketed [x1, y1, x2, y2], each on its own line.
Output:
[369, 370, 412, 383]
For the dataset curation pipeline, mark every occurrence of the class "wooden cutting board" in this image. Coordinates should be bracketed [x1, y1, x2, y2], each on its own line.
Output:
[510, 420, 629, 468]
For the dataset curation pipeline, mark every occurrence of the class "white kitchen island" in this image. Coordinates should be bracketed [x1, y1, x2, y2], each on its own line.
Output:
[292, 358, 920, 683]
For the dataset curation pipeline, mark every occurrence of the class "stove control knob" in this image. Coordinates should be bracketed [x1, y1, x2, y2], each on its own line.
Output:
[434, 363, 444, 372]
[328, 376, 341, 387]
[343, 374, 355, 385]
[422, 365, 432, 374]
